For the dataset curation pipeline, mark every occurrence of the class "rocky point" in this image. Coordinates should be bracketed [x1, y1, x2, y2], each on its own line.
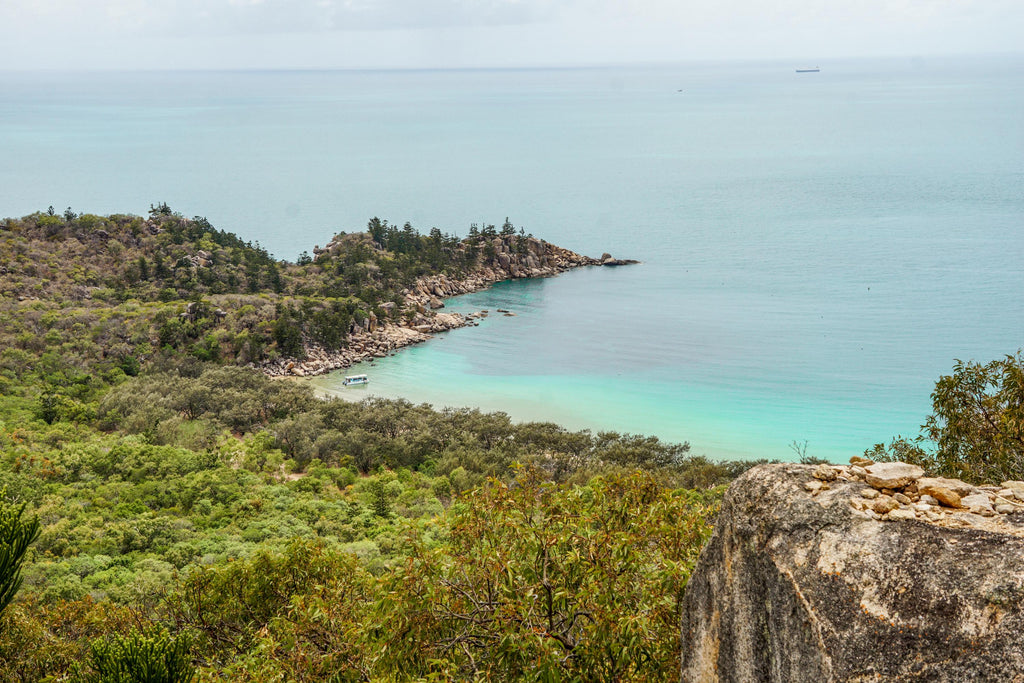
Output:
[262, 234, 635, 378]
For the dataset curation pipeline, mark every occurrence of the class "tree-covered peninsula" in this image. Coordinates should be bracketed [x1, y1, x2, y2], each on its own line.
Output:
[0, 206, 748, 681]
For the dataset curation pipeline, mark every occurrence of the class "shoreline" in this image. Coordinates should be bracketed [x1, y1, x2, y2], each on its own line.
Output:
[260, 234, 636, 378]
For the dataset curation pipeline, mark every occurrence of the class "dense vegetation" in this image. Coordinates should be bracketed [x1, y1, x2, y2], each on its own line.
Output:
[0, 352, 745, 679]
[7, 205, 1017, 679]
[0, 204, 510, 398]
[0, 207, 755, 681]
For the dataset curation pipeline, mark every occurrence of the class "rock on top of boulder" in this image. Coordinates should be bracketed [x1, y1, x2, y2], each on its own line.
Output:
[863, 461, 924, 489]
[917, 476, 977, 497]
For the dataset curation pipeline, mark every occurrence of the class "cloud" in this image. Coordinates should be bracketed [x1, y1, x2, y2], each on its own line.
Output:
[0, 0, 557, 38]
[4, 0, 1021, 37]
[0, 0, 1021, 69]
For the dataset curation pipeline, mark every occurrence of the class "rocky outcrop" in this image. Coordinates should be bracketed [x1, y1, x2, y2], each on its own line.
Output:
[680, 461, 1024, 682]
[397, 235, 634, 311]
[264, 234, 635, 378]
[260, 312, 477, 378]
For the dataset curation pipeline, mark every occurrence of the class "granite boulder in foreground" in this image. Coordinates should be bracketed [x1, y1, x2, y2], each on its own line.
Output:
[680, 462, 1024, 682]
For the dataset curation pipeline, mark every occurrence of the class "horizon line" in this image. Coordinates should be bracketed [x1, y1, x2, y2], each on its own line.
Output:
[2, 51, 1022, 75]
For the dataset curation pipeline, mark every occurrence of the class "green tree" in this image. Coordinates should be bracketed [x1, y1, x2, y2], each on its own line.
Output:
[868, 352, 1024, 483]
[149, 202, 173, 217]
[0, 496, 41, 614]
[365, 478, 391, 518]
[165, 540, 361, 658]
[272, 306, 304, 358]
[36, 392, 61, 425]
[76, 628, 195, 683]
[376, 469, 717, 681]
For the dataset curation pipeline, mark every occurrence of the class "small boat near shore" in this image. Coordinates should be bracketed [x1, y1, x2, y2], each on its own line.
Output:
[342, 374, 369, 386]
[796, 67, 820, 73]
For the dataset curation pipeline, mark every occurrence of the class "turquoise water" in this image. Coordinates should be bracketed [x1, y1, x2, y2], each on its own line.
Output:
[312, 276, 929, 460]
[3, 57, 1023, 460]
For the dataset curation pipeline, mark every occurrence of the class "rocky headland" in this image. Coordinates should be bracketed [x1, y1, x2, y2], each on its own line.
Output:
[680, 460, 1024, 682]
[261, 234, 636, 377]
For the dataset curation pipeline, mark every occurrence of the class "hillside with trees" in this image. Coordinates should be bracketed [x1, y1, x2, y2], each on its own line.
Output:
[0, 206, 753, 681]
[0, 206, 567, 420]
[1, 204, 485, 388]
[4, 205, 1018, 680]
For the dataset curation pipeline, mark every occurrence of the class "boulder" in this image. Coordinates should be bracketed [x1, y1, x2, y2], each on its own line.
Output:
[887, 508, 917, 521]
[961, 493, 995, 516]
[862, 462, 924, 489]
[600, 257, 640, 266]
[812, 464, 838, 482]
[680, 463, 1024, 682]
[918, 477, 976, 497]
[871, 496, 899, 514]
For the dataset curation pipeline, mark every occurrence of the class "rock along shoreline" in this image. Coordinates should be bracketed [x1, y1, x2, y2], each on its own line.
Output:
[259, 234, 637, 379]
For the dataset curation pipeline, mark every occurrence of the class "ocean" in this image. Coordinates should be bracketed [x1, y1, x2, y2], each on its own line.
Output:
[3, 56, 1022, 460]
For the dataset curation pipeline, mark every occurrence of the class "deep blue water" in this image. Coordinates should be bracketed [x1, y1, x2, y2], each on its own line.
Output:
[3, 56, 1022, 460]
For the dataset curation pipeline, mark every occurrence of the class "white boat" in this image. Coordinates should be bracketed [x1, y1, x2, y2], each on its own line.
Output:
[796, 67, 820, 73]
[342, 374, 369, 386]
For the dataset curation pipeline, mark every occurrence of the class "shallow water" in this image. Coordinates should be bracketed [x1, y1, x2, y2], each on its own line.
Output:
[310, 270, 972, 461]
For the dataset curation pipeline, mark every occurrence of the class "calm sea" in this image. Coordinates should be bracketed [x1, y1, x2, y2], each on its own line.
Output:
[3, 56, 1022, 460]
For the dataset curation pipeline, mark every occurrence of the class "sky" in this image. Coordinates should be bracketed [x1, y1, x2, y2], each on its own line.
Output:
[1, 0, 1022, 70]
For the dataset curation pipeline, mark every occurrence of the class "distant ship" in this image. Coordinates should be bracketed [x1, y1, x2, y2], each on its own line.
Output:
[796, 67, 820, 73]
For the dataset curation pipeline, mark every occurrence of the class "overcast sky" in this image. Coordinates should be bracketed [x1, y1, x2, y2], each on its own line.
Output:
[2, 0, 1022, 70]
